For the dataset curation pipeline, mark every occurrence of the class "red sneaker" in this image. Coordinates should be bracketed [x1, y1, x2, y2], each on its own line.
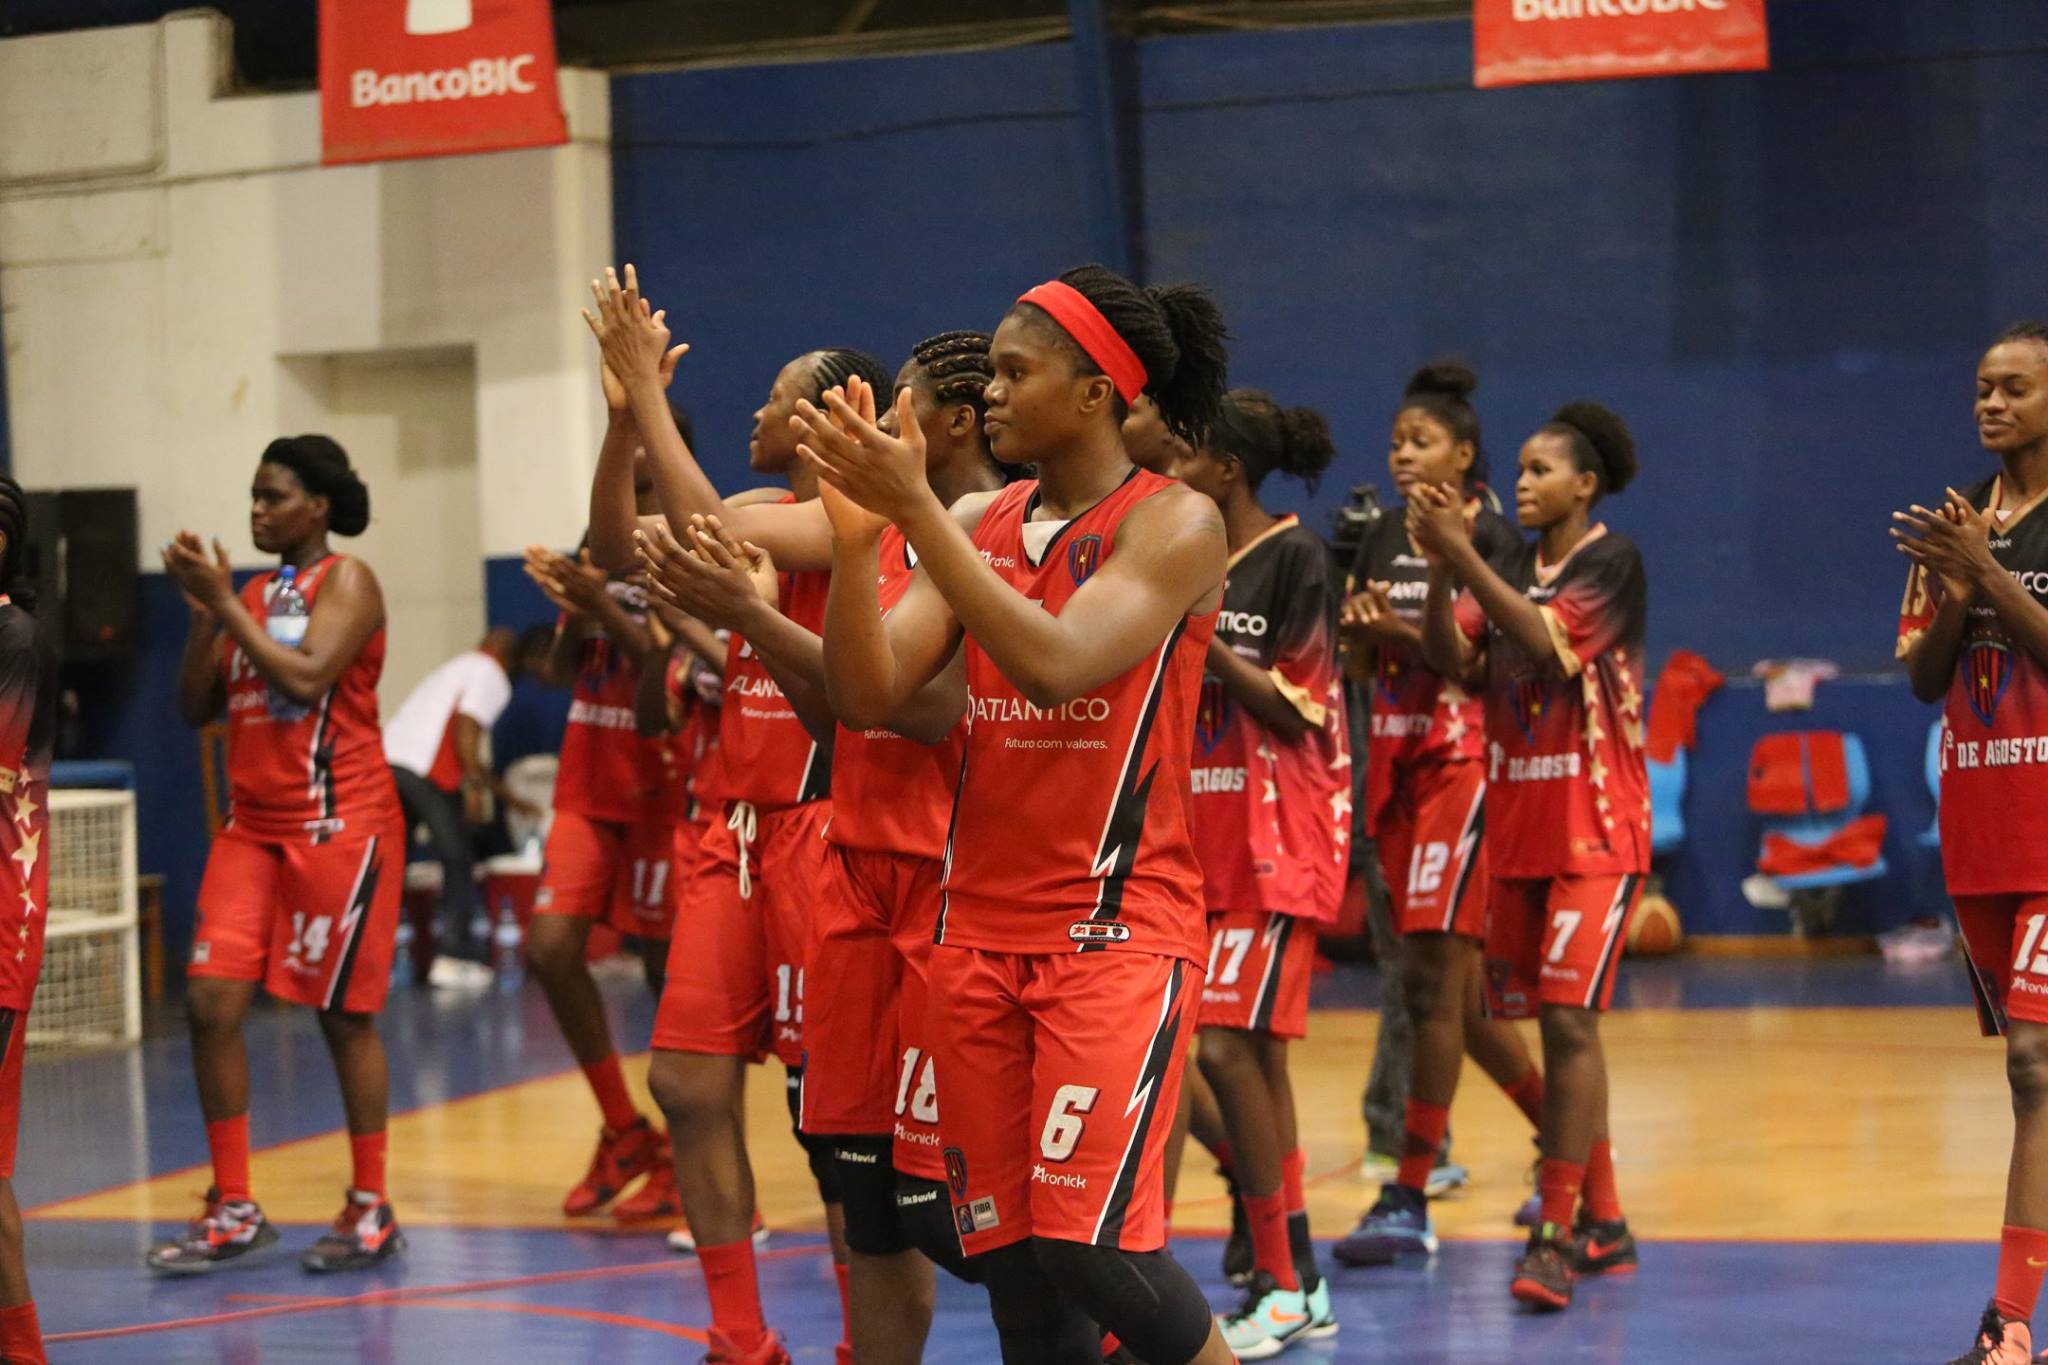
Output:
[563, 1117, 665, 1216]
[703, 1328, 790, 1365]
[611, 1153, 682, 1221]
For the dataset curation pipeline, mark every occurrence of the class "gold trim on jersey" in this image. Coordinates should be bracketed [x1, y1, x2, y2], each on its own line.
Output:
[1226, 514, 1300, 571]
[1988, 474, 2048, 531]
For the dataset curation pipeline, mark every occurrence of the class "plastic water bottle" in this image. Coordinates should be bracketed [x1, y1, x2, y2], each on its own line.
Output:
[265, 565, 312, 721]
[492, 895, 524, 988]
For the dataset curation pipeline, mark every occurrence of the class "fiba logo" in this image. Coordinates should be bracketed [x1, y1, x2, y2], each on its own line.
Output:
[406, 0, 473, 35]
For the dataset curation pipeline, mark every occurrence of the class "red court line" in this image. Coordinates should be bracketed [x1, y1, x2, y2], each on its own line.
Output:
[44, 1243, 828, 1344]
[221, 1293, 707, 1343]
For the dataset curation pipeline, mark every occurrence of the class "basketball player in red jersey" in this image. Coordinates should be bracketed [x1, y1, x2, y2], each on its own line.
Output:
[797, 264, 1238, 1365]
[1411, 402, 1647, 1313]
[0, 480, 57, 1364]
[634, 334, 1005, 1365]
[1895, 323, 2048, 1365]
[153, 437, 408, 1275]
[1336, 364, 1547, 1267]
[1154, 389, 1346, 1356]
[584, 267, 890, 1365]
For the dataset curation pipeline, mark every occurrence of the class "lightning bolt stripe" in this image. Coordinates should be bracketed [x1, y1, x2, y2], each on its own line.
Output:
[1079, 618, 1190, 951]
[1582, 874, 1642, 1010]
[306, 688, 337, 845]
[1089, 958, 1188, 1246]
[1960, 925, 2008, 1037]
[1249, 913, 1293, 1034]
[933, 747, 973, 947]
[320, 837, 383, 1012]
[796, 737, 833, 806]
[1440, 785, 1487, 935]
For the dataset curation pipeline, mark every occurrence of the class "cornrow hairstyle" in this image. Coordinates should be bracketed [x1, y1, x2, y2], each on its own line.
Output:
[260, 434, 371, 536]
[1995, 321, 2048, 350]
[1543, 402, 1638, 501]
[911, 330, 995, 417]
[0, 476, 29, 606]
[1014, 264, 1230, 449]
[1211, 388, 1337, 495]
[809, 348, 892, 405]
[1402, 361, 1488, 489]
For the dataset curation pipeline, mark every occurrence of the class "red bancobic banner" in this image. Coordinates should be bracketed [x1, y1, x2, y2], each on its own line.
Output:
[320, 0, 567, 165]
[1474, 0, 1770, 90]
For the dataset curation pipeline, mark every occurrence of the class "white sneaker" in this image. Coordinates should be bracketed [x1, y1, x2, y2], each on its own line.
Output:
[427, 956, 493, 989]
[1220, 1274, 1313, 1360]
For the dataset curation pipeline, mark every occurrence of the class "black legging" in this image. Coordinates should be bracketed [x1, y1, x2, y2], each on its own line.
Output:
[390, 765, 479, 961]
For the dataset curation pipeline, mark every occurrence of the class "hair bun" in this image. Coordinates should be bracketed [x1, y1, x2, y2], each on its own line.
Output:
[1551, 401, 1638, 497]
[1405, 361, 1478, 404]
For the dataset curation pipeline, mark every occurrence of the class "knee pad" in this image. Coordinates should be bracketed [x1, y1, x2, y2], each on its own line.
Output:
[979, 1240, 1101, 1365]
[832, 1136, 911, 1256]
[1032, 1239, 1211, 1365]
[784, 1069, 843, 1203]
[893, 1176, 982, 1284]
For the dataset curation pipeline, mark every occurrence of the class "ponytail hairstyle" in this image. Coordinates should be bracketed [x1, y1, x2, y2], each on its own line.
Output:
[1542, 402, 1638, 502]
[260, 435, 370, 536]
[1402, 361, 1487, 489]
[1210, 389, 1336, 495]
[0, 476, 30, 608]
[1016, 264, 1231, 449]
[808, 348, 892, 405]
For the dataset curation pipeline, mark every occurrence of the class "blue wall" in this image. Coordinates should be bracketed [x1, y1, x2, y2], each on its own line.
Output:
[609, 1, 2048, 934]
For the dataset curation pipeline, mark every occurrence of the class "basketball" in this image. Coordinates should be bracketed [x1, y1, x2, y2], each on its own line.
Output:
[1629, 892, 1685, 956]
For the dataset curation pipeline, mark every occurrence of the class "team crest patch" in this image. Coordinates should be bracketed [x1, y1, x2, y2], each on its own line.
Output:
[1376, 651, 1408, 705]
[1513, 675, 1548, 744]
[1068, 921, 1132, 945]
[1194, 677, 1228, 753]
[1967, 639, 2013, 726]
[1068, 534, 1104, 585]
[944, 1147, 969, 1201]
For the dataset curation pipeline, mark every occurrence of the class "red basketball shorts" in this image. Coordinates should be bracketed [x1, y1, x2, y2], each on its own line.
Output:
[652, 801, 829, 1068]
[191, 823, 404, 1014]
[1954, 894, 2048, 1037]
[1377, 760, 1488, 940]
[800, 846, 943, 1138]
[931, 946, 1199, 1256]
[533, 810, 681, 939]
[889, 863, 946, 1181]
[1483, 874, 1643, 1020]
[1197, 909, 1317, 1039]
[0, 1008, 26, 1179]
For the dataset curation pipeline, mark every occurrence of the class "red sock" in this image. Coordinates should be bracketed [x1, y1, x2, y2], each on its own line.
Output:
[582, 1054, 640, 1133]
[1583, 1140, 1623, 1224]
[206, 1115, 252, 1204]
[1396, 1100, 1450, 1192]
[0, 1302, 45, 1365]
[1503, 1068, 1546, 1128]
[700, 1240, 767, 1347]
[1538, 1158, 1585, 1231]
[1282, 1148, 1308, 1215]
[349, 1131, 388, 1199]
[834, 1259, 852, 1351]
[1244, 1190, 1299, 1292]
[1212, 1138, 1235, 1176]
[1994, 1224, 2048, 1323]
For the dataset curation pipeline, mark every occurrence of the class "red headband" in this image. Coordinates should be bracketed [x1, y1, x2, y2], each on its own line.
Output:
[1017, 281, 1149, 403]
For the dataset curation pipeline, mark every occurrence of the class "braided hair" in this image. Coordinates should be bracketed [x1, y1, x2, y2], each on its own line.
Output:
[910, 330, 995, 417]
[259, 435, 370, 536]
[1211, 389, 1336, 495]
[1402, 361, 1488, 489]
[1541, 403, 1638, 503]
[808, 348, 891, 404]
[0, 476, 29, 606]
[1013, 264, 1230, 448]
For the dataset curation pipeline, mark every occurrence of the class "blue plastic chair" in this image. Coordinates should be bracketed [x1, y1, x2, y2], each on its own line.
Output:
[1920, 720, 1943, 848]
[1648, 749, 1687, 856]
[1757, 732, 1889, 892]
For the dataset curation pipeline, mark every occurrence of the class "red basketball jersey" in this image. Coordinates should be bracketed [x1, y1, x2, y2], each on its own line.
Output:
[828, 526, 962, 861]
[222, 557, 401, 844]
[1899, 475, 2048, 895]
[1357, 505, 1511, 834]
[0, 602, 56, 1012]
[1187, 517, 1352, 921]
[663, 649, 721, 825]
[694, 565, 832, 812]
[939, 470, 1216, 962]
[1459, 526, 1650, 880]
[554, 581, 672, 826]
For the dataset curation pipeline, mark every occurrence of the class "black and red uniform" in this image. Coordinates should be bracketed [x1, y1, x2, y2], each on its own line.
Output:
[0, 597, 55, 1177]
[1459, 526, 1650, 1018]
[1898, 477, 2048, 1035]
[934, 469, 1215, 1256]
[1188, 516, 1350, 1040]
[533, 582, 683, 939]
[1361, 504, 1515, 940]
[192, 558, 407, 1014]
[652, 526, 832, 1068]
